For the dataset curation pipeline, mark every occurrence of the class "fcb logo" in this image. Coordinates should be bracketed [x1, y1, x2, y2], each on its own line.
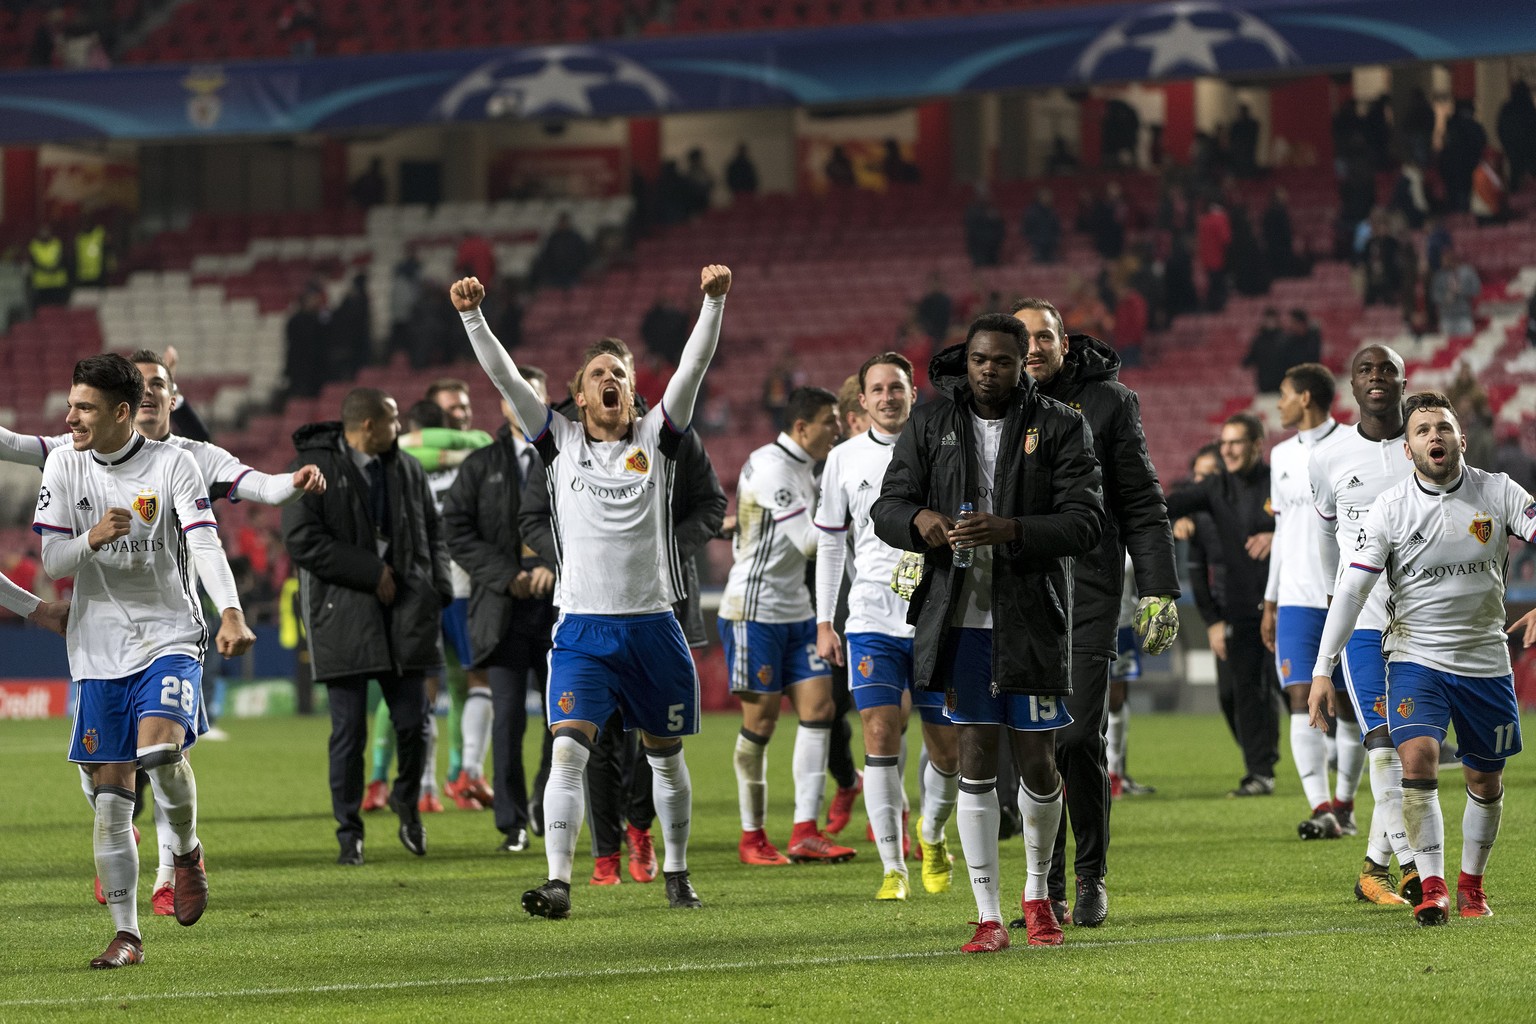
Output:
[624, 448, 650, 474]
[1280, 659, 1292, 681]
[1372, 695, 1387, 719]
[1397, 697, 1415, 718]
[82, 728, 99, 755]
[945, 688, 957, 712]
[557, 691, 575, 714]
[858, 655, 873, 679]
[132, 489, 158, 525]
[1469, 513, 1493, 545]
[1023, 428, 1039, 456]
[756, 664, 774, 686]
[1264, 498, 1274, 516]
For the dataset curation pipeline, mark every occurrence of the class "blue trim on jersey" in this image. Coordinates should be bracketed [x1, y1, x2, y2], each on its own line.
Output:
[1348, 562, 1383, 574]
[940, 628, 1073, 731]
[772, 507, 806, 523]
[527, 407, 553, 445]
[815, 523, 848, 533]
[33, 522, 72, 535]
[226, 467, 254, 503]
[660, 401, 688, 435]
[181, 520, 218, 532]
[70, 653, 204, 763]
[1340, 629, 1388, 735]
[1385, 661, 1522, 772]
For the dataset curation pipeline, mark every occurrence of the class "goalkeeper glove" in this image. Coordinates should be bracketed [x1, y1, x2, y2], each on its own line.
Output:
[891, 551, 925, 601]
[1134, 595, 1180, 655]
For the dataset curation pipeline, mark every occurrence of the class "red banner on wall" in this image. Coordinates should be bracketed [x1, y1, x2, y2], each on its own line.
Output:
[0, 680, 70, 719]
[490, 147, 625, 199]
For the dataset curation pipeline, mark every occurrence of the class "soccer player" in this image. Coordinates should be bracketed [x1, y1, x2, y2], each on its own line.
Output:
[821, 374, 868, 836]
[872, 313, 1105, 952]
[721, 385, 855, 866]
[1308, 345, 1420, 905]
[1261, 362, 1365, 840]
[1311, 391, 1531, 924]
[815, 352, 958, 901]
[453, 264, 731, 917]
[35, 354, 255, 969]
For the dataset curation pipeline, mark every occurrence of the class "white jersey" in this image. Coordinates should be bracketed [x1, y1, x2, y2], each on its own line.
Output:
[813, 429, 912, 638]
[1309, 423, 1412, 631]
[22, 430, 297, 507]
[721, 434, 819, 624]
[536, 407, 686, 616]
[1330, 467, 1536, 677]
[1266, 418, 1341, 609]
[33, 436, 219, 680]
[951, 412, 1003, 629]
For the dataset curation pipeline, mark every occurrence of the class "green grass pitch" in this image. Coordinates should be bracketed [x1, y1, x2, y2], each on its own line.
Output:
[1, 710, 1533, 1022]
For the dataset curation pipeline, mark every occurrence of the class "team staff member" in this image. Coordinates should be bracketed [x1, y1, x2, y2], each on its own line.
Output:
[1166, 413, 1278, 796]
[283, 388, 452, 867]
[1010, 299, 1180, 929]
[873, 313, 1105, 952]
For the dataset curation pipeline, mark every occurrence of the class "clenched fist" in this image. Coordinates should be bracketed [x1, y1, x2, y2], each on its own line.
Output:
[701, 264, 732, 298]
[450, 277, 485, 312]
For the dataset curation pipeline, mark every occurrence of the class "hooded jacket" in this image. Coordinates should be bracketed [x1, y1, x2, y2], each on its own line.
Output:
[1034, 334, 1180, 656]
[282, 421, 451, 681]
[872, 342, 1105, 696]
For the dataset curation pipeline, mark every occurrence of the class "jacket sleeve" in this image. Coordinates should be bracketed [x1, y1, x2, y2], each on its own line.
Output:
[280, 460, 385, 592]
[417, 466, 452, 605]
[1106, 388, 1181, 598]
[872, 409, 931, 552]
[1005, 411, 1104, 561]
[517, 459, 558, 566]
[1164, 476, 1211, 520]
[1186, 527, 1224, 625]
[443, 452, 522, 594]
[674, 433, 728, 561]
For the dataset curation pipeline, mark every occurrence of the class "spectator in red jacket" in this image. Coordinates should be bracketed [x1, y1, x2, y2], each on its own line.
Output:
[1197, 199, 1232, 312]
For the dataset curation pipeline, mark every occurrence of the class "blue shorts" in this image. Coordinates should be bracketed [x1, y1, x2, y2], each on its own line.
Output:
[720, 616, 829, 694]
[547, 612, 699, 738]
[441, 598, 472, 666]
[939, 628, 1074, 732]
[1386, 661, 1523, 772]
[1112, 625, 1141, 682]
[846, 632, 946, 725]
[70, 654, 203, 764]
[1275, 606, 1328, 688]
[1341, 629, 1388, 735]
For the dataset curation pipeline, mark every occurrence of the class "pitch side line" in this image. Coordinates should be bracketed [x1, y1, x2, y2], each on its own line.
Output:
[1, 924, 1395, 1008]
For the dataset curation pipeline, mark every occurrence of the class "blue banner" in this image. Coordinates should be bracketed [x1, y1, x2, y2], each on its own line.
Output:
[0, 0, 1528, 143]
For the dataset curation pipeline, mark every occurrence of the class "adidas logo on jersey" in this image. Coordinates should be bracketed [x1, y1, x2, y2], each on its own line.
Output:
[1345, 475, 1363, 489]
[579, 460, 593, 469]
[1280, 472, 1289, 480]
[856, 480, 872, 491]
[76, 496, 93, 511]
[1408, 530, 1427, 546]
[941, 431, 959, 447]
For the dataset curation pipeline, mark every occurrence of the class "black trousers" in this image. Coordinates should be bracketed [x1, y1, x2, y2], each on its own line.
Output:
[1048, 653, 1112, 897]
[1222, 617, 1281, 779]
[326, 671, 427, 846]
[587, 711, 657, 857]
[487, 629, 549, 838]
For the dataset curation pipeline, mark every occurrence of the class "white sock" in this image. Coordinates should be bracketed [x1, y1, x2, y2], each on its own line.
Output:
[543, 734, 590, 884]
[1368, 746, 1413, 867]
[646, 743, 692, 873]
[1400, 779, 1444, 882]
[919, 761, 959, 841]
[1020, 780, 1063, 902]
[1461, 787, 1503, 877]
[1324, 732, 1339, 768]
[421, 715, 438, 794]
[94, 787, 140, 940]
[956, 778, 1002, 924]
[153, 798, 175, 889]
[897, 731, 910, 813]
[864, 755, 904, 872]
[81, 765, 97, 809]
[460, 688, 493, 779]
[141, 748, 198, 857]
[791, 721, 831, 825]
[1335, 728, 1366, 803]
[1290, 713, 1333, 812]
[1106, 707, 1127, 776]
[733, 730, 768, 832]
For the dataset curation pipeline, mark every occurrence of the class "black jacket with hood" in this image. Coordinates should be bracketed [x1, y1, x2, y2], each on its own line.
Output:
[282, 421, 452, 682]
[871, 342, 1105, 697]
[1035, 333, 1180, 656]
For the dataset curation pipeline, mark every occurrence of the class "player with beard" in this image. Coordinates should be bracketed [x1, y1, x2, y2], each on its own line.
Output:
[1312, 391, 1536, 924]
[1308, 345, 1421, 906]
[453, 266, 730, 917]
[815, 352, 958, 900]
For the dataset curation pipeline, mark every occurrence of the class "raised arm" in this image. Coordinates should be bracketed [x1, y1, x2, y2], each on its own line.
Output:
[452, 277, 552, 440]
[0, 425, 63, 468]
[660, 265, 732, 430]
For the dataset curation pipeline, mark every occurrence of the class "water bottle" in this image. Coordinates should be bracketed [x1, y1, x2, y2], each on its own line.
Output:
[952, 502, 975, 568]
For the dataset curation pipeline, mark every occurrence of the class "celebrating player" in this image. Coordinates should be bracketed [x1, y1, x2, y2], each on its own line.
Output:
[453, 265, 731, 918]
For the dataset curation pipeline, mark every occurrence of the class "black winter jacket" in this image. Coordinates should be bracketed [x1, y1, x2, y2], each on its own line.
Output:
[441, 423, 557, 667]
[1166, 460, 1274, 622]
[871, 343, 1105, 697]
[1035, 334, 1180, 656]
[282, 422, 451, 682]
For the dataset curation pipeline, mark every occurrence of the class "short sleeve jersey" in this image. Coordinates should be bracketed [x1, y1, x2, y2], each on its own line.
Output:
[1309, 424, 1411, 631]
[533, 406, 686, 616]
[1349, 467, 1536, 676]
[33, 436, 218, 680]
[813, 429, 913, 638]
[720, 437, 820, 624]
[1268, 420, 1339, 609]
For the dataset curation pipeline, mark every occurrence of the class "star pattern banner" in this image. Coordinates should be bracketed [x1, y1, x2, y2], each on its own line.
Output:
[0, 0, 1528, 143]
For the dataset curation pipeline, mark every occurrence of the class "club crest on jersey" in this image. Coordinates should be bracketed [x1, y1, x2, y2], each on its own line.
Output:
[557, 691, 575, 714]
[756, 664, 774, 686]
[1373, 695, 1387, 719]
[1280, 658, 1292, 680]
[132, 490, 158, 525]
[1469, 513, 1493, 545]
[1397, 697, 1415, 718]
[858, 655, 873, 678]
[1023, 428, 1039, 455]
[1264, 498, 1274, 516]
[624, 447, 649, 474]
[82, 728, 99, 755]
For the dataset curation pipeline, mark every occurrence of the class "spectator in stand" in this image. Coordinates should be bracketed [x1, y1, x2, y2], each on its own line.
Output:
[1446, 361, 1495, 470]
[762, 353, 803, 430]
[1229, 205, 1271, 298]
[824, 145, 856, 189]
[1432, 250, 1481, 336]
[1498, 80, 1536, 192]
[1197, 197, 1232, 312]
[1471, 149, 1512, 226]
[350, 158, 386, 209]
[330, 274, 374, 378]
[1361, 96, 1393, 171]
[72, 217, 112, 290]
[1046, 135, 1080, 176]
[914, 273, 953, 346]
[656, 160, 694, 223]
[1021, 189, 1061, 264]
[278, 0, 322, 56]
[1390, 162, 1430, 230]
[1242, 307, 1287, 394]
[641, 294, 690, 367]
[1425, 216, 1453, 275]
[531, 214, 590, 290]
[28, 223, 69, 307]
[1440, 100, 1488, 213]
[1102, 99, 1140, 168]
[1063, 277, 1112, 340]
[964, 189, 1006, 268]
[284, 285, 328, 399]
[1282, 309, 1322, 369]
[1262, 187, 1301, 278]
[1090, 182, 1127, 261]
[1229, 103, 1261, 177]
[725, 144, 759, 198]
[387, 247, 420, 360]
[683, 148, 715, 215]
[1402, 87, 1436, 169]
[881, 139, 920, 185]
[1362, 211, 1404, 307]
[455, 232, 496, 289]
[477, 276, 524, 354]
[1164, 231, 1199, 319]
[29, 8, 64, 67]
[1112, 284, 1148, 366]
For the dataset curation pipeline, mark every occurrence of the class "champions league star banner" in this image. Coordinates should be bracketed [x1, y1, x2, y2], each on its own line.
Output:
[0, 0, 1532, 143]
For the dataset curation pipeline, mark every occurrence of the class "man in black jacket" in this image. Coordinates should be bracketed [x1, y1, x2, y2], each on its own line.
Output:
[873, 313, 1104, 953]
[283, 387, 452, 866]
[442, 370, 558, 855]
[1010, 299, 1181, 929]
[1166, 412, 1279, 796]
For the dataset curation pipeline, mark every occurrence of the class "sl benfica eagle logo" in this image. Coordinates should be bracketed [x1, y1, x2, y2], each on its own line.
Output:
[1469, 513, 1493, 545]
[1023, 428, 1039, 455]
[624, 448, 650, 474]
[132, 489, 158, 525]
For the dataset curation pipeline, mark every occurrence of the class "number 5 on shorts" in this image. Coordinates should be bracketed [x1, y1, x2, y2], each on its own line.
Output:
[160, 675, 194, 715]
[667, 703, 685, 732]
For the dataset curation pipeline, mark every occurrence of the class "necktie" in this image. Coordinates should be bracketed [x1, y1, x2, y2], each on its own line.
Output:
[366, 459, 391, 537]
